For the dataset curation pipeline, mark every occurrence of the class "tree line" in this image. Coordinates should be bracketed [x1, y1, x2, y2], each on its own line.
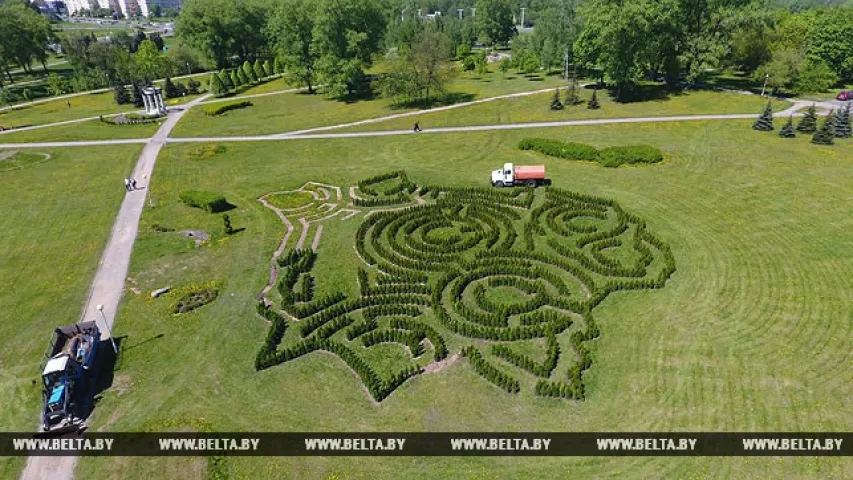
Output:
[6, 0, 853, 105]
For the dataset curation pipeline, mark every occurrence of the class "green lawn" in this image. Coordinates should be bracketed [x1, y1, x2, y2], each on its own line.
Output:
[70, 121, 851, 479]
[342, 89, 789, 132]
[170, 64, 572, 138]
[0, 77, 210, 129]
[0, 145, 142, 479]
[0, 119, 159, 143]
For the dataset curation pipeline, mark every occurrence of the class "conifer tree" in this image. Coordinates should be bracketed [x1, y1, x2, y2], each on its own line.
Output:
[263, 60, 273, 77]
[834, 103, 851, 138]
[113, 84, 130, 105]
[564, 78, 581, 106]
[752, 101, 773, 131]
[812, 110, 836, 145]
[254, 59, 265, 80]
[163, 77, 179, 98]
[187, 78, 200, 95]
[587, 88, 600, 110]
[132, 82, 144, 107]
[237, 67, 249, 86]
[779, 116, 796, 138]
[550, 88, 564, 110]
[243, 60, 257, 83]
[796, 104, 818, 133]
[219, 71, 233, 90]
[273, 57, 283, 75]
[231, 70, 242, 88]
[209, 74, 226, 97]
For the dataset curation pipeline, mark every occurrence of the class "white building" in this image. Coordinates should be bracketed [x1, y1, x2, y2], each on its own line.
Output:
[66, 0, 182, 18]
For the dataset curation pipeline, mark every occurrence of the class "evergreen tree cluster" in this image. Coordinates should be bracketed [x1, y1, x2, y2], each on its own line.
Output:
[812, 110, 836, 145]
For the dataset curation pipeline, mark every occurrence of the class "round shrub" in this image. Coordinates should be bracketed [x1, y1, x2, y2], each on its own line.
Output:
[179, 190, 231, 213]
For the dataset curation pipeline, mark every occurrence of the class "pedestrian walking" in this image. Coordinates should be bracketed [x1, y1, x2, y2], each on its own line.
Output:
[131, 178, 138, 190]
[66, 101, 71, 109]
[413, 121, 421, 133]
[124, 178, 131, 191]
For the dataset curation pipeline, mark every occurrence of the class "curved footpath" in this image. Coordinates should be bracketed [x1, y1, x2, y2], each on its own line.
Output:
[19, 94, 210, 480]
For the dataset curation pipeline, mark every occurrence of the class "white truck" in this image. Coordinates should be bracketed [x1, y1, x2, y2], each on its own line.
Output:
[491, 163, 550, 187]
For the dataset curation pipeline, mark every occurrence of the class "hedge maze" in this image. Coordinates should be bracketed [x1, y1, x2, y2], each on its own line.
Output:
[254, 172, 675, 402]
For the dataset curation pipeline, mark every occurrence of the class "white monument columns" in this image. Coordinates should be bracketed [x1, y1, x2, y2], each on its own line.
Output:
[141, 86, 167, 115]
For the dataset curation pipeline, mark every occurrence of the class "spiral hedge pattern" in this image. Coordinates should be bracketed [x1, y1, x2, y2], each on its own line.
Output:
[255, 172, 675, 402]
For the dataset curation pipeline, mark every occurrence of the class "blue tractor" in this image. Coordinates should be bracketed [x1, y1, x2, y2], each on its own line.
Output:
[40, 321, 100, 433]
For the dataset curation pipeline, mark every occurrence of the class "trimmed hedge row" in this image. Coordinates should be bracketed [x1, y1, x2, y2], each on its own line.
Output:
[518, 138, 599, 161]
[491, 332, 559, 378]
[203, 100, 253, 116]
[179, 190, 231, 213]
[598, 145, 664, 167]
[518, 138, 663, 167]
[461, 346, 520, 393]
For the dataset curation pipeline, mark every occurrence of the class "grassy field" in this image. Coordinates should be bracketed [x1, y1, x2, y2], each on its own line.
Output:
[0, 119, 159, 143]
[0, 75, 210, 129]
[342, 89, 788, 132]
[0, 145, 142, 479]
[170, 65, 572, 138]
[68, 120, 852, 479]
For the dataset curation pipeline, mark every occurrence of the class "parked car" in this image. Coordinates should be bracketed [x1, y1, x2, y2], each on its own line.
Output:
[836, 90, 852, 101]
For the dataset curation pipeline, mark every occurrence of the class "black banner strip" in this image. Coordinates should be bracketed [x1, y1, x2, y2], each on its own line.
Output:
[2, 433, 850, 456]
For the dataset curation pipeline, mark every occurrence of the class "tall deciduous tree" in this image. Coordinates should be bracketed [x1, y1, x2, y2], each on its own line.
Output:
[177, 0, 268, 69]
[133, 40, 168, 82]
[0, 2, 54, 72]
[673, 0, 756, 85]
[267, 0, 318, 93]
[379, 30, 456, 105]
[475, 0, 516, 46]
[312, 0, 387, 98]
[575, 0, 659, 100]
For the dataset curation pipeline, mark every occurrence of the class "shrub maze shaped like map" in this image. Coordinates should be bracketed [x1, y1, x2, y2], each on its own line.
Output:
[254, 171, 675, 401]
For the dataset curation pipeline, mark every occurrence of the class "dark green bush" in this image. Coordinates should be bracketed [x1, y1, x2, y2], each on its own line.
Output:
[597, 145, 664, 167]
[203, 101, 253, 116]
[518, 138, 599, 162]
[179, 190, 231, 213]
[519, 138, 663, 167]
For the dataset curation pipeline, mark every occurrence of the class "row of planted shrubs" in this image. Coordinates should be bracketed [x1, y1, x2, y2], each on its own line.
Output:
[461, 346, 520, 393]
[518, 138, 664, 167]
[203, 100, 253, 116]
[251, 176, 676, 401]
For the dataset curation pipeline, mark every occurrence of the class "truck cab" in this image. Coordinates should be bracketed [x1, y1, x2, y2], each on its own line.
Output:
[41, 356, 75, 431]
[492, 163, 516, 187]
[491, 163, 548, 187]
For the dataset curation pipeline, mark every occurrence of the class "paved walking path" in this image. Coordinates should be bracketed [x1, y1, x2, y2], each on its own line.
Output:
[0, 70, 213, 113]
[0, 111, 793, 149]
[0, 111, 144, 137]
[18, 95, 210, 480]
[283, 86, 573, 136]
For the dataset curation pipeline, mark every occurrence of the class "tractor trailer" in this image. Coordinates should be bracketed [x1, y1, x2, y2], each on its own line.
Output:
[39, 321, 100, 433]
[491, 163, 550, 187]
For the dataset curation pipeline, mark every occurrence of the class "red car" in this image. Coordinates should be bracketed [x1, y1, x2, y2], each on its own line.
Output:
[837, 90, 852, 101]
